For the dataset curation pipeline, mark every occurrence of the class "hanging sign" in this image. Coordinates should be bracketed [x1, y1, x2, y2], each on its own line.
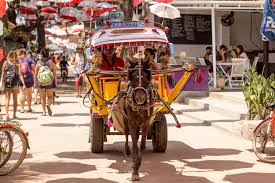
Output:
[109, 10, 124, 22]
[261, 0, 275, 41]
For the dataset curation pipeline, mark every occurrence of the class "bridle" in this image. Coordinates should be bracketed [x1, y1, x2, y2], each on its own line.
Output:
[126, 61, 158, 116]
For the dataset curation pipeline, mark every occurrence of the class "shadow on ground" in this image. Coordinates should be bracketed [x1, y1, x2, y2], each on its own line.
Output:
[53, 141, 246, 183]
[224, 172, 275, 183]
[47, 178, 118, 183]
[41, 123, 89, 127]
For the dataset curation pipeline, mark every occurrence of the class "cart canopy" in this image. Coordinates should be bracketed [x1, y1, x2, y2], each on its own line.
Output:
[87, 22, 169, 47]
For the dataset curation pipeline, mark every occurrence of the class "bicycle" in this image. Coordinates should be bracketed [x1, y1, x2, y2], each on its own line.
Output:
[253, 102, 275, 163]
[0, 116, 29, 175]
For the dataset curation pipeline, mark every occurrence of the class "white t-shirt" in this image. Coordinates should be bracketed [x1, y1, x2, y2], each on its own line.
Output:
[73, 53, 85, 75]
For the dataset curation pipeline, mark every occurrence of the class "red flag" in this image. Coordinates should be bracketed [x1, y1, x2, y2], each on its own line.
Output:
[0, 0, 6, 17]
[132, 0, 142, 7]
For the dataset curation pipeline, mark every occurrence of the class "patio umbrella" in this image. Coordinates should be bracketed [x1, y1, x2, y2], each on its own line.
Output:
[40, 7, 58, 14]
[19, 2, 37, 10]
[77, 10, 90, 22]
[78, 0, 97, 7]
[155, 0, 173, 3]
[149, 3, 180, 19]
[60, 7, 80, 22]
[96, 2, 112, 8]
[19, 7, 37, 15]
[34, 0, 51, 7]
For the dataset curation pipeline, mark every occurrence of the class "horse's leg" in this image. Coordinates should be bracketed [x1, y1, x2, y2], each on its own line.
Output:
[124, 118, 130, 156]
[131, 127, 141, 181]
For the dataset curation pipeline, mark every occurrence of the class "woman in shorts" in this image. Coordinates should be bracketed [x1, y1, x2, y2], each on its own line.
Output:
[1, 51, 25, 120]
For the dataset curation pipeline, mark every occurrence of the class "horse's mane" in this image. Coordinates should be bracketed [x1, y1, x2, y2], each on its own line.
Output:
[128, 61, 152, 81]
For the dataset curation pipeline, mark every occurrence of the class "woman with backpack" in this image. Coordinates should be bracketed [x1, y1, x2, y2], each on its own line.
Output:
[18, 49, 35, 113]
[34, 50, 57, 116]
[1, 51, 25, 120]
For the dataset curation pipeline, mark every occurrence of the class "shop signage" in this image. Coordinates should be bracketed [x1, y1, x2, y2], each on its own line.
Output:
[111, 21, 145, 28]
[261, 0, 275, 41]
[109, 10, 124, 22]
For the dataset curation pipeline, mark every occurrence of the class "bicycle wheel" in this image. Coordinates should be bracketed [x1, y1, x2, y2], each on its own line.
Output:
[0, 126, 28, 175]
[253, 118, 275, 163]
[0, 131, 13, 168]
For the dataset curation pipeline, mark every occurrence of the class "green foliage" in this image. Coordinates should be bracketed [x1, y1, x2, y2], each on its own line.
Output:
[242, 67, 275, 120]
[3, 27, 11, 38]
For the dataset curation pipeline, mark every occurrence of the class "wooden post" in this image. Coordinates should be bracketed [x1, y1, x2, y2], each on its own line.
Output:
[263, 40, 270, 78]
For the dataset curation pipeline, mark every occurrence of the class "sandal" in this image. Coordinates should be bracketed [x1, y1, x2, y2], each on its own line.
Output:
[6, 115, 10, 121]
[41, 112, 46, 116]
[47, 105, 52, 116]
[20, 110, 24, 113]
[27, 109, 32, 113]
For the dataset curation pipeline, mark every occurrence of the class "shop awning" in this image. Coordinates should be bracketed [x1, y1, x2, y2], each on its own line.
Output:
[173, 0, 263, 11]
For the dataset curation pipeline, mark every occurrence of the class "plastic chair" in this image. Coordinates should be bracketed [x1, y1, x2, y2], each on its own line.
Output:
[228, 60, 246, 88]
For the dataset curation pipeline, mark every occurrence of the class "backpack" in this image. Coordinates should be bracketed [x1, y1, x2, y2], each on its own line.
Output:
[20, 59, 33, 84]
[3, 63, 17, 88]
[37, 61, 54, 87]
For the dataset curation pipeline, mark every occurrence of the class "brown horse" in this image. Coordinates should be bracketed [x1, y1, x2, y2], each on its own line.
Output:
[117, 61, 155, 181]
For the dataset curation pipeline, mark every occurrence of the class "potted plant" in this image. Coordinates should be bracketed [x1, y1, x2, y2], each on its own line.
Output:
[217, 71, 225, 89]
[242, 67, 275, 120]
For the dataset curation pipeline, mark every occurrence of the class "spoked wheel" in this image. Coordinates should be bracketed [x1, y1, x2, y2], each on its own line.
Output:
[90, 116, 104, 153]
[152, 112, 168, 153]
[0, 127, 28, 176]
[0, 131, 13, 168]
[253, 119, 275, 163]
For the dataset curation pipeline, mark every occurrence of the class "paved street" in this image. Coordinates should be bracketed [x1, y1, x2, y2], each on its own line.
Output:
[1, 81, 275, 183]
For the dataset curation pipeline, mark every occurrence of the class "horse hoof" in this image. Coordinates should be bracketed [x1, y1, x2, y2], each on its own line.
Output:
[132, 174, 140, 181]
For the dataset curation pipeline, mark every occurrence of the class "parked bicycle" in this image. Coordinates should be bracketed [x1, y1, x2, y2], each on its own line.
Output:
[253, 102, 275, 163]
[0, 116, 29, 175]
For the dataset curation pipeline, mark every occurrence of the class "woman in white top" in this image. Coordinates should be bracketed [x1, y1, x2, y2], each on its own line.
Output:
[71, 46, 86, 98]
[236, 45, 250, 71]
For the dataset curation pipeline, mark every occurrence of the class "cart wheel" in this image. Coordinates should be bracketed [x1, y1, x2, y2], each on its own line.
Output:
[90, 116, 104, 153]
[152, 112, 167, 152]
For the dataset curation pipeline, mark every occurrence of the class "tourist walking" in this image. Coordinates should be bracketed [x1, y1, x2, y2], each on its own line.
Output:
[1, 51, 25, 120]
[71, 45, 86, 98]
[18, 49, 35, 113]
[34, 50, 57, 116]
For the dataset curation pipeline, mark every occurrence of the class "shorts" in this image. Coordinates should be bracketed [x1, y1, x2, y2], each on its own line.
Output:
[75, 74, 83, 87]
[19, 81, 33, 88]
[39, 84, 53, 90]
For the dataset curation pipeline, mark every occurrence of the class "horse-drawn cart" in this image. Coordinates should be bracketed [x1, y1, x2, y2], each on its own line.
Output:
[84, 21, 195, 153]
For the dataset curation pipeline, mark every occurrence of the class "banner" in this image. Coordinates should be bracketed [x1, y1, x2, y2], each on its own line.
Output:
[0, 0, 5, 17]
[261, 0, 275, 41]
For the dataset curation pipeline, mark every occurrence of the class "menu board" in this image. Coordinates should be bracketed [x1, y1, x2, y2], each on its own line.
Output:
[155, 14, 212, 44]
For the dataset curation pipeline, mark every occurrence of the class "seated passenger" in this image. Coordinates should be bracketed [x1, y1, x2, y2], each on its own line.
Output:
[100, 46, 124, 71]
[144, 48, 160, 70]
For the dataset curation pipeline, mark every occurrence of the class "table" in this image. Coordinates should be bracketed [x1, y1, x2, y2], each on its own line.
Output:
[217, 62, 233, 85]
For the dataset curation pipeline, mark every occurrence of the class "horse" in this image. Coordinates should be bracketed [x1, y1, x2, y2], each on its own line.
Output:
[117, 60, 156, 181]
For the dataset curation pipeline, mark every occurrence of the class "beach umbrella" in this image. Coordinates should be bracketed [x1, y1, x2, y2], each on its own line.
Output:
[78, 0, 97, 7]
[19, 7, 37, 15]
[149, 3, 180, 19]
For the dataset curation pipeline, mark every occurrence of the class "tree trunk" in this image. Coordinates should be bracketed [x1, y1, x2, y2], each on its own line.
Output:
[37, 16, 45, 52]
[121, 0, 134, 21]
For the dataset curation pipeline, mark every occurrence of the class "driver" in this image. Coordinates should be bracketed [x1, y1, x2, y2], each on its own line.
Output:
[100, 46, 124, 71]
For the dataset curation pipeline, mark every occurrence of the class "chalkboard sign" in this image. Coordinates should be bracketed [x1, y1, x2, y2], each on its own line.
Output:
[155, 14, 212, 44]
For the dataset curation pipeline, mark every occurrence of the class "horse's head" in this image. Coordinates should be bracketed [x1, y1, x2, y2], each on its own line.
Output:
[127, 61, 152, 105]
